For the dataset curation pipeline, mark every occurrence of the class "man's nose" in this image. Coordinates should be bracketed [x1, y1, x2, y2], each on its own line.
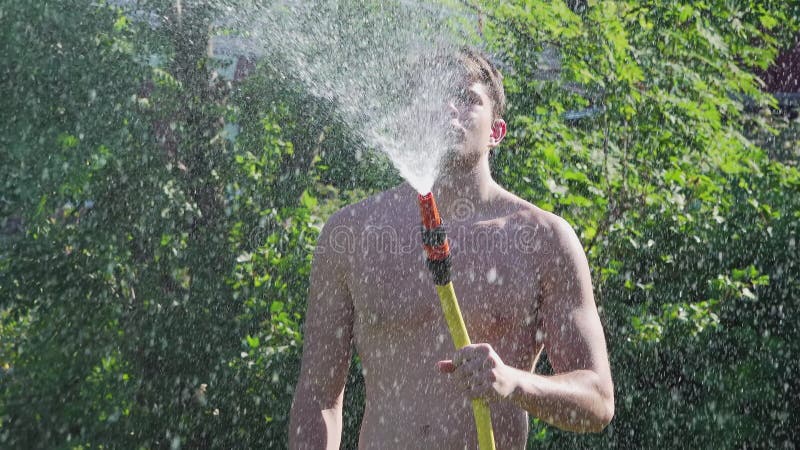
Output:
[448, 101, 460, 118]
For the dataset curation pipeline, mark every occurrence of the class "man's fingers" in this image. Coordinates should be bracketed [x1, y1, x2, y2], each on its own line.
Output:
[437, 344, 503, 401]
[436, 360, 457, 373]
[451, 346, 490, 368]
[462, 353, 492, 372]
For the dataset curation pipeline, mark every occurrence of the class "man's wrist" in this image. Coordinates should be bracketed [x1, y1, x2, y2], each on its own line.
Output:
[502, 367, 539, 409]
[497, 365, 526, 403]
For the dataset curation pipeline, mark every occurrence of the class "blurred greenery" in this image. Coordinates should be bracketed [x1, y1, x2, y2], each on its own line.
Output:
[1, 0, 798, 448]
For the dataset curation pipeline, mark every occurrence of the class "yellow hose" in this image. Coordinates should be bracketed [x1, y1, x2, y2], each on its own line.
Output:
[435, 282, 496, 450]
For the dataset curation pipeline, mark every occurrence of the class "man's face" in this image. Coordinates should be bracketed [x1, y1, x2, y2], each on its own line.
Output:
[445, 81, 506, 168]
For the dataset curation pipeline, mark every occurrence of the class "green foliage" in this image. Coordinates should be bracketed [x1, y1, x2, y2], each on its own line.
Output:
[1, 0, 798, 448]
[1, 1, 319, 447]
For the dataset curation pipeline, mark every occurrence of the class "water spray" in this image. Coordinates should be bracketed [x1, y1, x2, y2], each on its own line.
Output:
[418, 192, 496, 450]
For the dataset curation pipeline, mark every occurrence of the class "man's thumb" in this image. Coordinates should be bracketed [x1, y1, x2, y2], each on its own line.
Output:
[436, 360, 456, 373]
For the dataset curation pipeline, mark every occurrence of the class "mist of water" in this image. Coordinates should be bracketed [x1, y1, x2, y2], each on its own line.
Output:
[219, 0, 478, 193]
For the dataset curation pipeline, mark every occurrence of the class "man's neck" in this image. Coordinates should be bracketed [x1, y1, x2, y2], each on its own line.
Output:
[431, 156, 499, 222]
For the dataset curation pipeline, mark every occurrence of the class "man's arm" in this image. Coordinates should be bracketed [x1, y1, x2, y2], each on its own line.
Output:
[509, 216, 614, 432]
[437, 216, 613, 432]
[289, 213, 354, 449]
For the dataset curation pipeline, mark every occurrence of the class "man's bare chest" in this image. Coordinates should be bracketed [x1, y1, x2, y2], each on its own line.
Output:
[346, 222, 542, 340]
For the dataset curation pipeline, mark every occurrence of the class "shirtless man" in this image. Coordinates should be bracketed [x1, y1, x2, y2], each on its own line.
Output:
[289, 48, 614, 449]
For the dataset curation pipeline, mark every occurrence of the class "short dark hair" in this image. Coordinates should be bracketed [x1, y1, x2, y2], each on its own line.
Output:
[456, 47, 506, 121]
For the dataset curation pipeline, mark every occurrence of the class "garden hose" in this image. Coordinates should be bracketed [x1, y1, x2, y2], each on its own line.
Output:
[418, 192, 496, 450]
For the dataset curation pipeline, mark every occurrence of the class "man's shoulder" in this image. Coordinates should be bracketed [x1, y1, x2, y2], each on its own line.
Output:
[498, 190, 580, 248]
[497, 190, 557, 225]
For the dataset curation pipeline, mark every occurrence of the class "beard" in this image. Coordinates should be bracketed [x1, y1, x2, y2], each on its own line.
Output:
[440, 115, 485, 172]
[441, 138, 483, 173]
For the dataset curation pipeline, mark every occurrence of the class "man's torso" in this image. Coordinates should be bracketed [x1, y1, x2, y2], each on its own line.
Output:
[336, 184, 555, 449]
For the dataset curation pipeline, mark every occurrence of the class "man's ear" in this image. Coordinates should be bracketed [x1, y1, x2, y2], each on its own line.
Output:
[489, 119, 507, 147]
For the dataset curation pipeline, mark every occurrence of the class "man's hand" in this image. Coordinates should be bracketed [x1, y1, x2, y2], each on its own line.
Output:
[436, 343, 519, 402]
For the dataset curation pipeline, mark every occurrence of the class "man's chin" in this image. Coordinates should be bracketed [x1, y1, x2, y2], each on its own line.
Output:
[441, 146, 481, 171]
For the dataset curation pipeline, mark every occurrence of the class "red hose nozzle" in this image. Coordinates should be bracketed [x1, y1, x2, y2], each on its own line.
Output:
[418, 192, 450, 261]
[418, 192, 443, 230]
